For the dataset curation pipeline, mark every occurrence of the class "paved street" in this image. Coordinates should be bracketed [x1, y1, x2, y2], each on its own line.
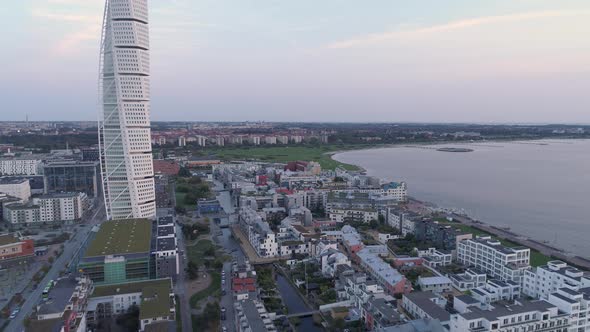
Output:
[4, 203, 105, 332]
[175, 221, 193, 332]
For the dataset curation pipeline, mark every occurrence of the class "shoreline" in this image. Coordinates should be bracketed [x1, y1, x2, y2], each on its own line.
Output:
[329, 144, 590, 270]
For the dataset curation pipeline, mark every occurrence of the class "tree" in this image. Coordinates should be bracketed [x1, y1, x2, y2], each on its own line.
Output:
[178, 167, 191, 177]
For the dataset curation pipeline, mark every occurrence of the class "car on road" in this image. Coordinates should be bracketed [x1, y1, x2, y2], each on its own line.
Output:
[9, 308, 19, 319]
[221, 306, 226, 320]
[222, 326, 227, 332]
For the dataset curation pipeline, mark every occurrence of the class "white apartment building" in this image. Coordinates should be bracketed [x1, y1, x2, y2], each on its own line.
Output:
[99, 0, 156, 220]
[238, 207, 278, 257]
[418, 276, 453, 294]
[457, 236, 531, 283]
[547, 288, 590, 332]
[320, 249, 351, 277]
[523, 260, 590, 300]
[418, 248, 453, 268]
[381, 182, 408, 201]
[3, 203, 41, 224]
[33, 193, 88, 223]
[0, 158, 42, 175]
[277, 136, 289, 144]
[450, 299, 570, 332]
[0, 178, 31, 201]
[329, 207, 378, 224]
[449, 269, 488, 292]
[264, 136, 277, 145]
[471, 279, 521, 304]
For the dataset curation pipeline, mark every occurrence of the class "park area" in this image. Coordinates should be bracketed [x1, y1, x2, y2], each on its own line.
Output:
[202, 145, 367, 170]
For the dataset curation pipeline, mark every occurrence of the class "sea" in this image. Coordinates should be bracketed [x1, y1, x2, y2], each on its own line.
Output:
[333, 139, 590, 258]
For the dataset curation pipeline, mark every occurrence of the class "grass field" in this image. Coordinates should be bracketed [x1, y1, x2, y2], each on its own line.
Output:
[187, 239, 215, 267]
[175, 192, 195, 211]
[189, 271, 221, 308]
[202, 144, 371, 170]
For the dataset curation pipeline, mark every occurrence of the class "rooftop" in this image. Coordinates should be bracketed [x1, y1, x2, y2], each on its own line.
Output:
[0, 177, 28, 184]
[84, 219, 152, 257]
[91, 278, 173, 319]
[0, 234, 21, 246]
[404, 292, 450, 322]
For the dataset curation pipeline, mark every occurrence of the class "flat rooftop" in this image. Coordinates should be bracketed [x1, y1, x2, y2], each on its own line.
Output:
[0, 234, 20, 246]
[84, 219, 152, 257]
[90, 278, 173, 320]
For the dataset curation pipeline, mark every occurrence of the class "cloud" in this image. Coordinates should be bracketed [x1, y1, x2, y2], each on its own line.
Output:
[328, 10, 590, 49]
[31, 7, 102, 56]
[31, 9, 100, 23]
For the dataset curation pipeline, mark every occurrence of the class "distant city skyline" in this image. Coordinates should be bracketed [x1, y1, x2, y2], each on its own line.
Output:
[2, 0, 590, 123]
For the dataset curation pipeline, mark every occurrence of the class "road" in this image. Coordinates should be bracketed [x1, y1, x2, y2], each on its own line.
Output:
[5, 203, 105, 332]
[174, 221, 193, 332]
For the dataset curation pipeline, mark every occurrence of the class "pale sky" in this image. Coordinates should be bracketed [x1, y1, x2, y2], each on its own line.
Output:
[1, 0, 590, 123]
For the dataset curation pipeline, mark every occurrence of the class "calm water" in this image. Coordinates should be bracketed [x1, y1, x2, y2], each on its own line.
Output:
[334, 139, 590, 258]
[276, 274, 323, 332]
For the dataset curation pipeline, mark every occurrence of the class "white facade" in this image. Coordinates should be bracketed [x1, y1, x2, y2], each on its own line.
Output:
[328, 207, 378, 224]
[3, 204, 40, 224]
[99, 0, 156, 220]
[418, 276, 453, 294]
[471, 279, 521, 304]
[32, 193, 88, 222]
[238, 207, 278, 257]
[547, 288, 590, 332]
[320, 249, 351, 277]
[0, 178, 31, 201]
[457, 236, 530, 283]
[0, 158, 42, 176]
[523, 260, 590, 300]
[450, 299, 570, 332]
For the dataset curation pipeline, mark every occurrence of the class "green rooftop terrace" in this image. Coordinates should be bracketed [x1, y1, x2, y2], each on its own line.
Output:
[85, 219, 152, 257]
[90, 278, 173, 319]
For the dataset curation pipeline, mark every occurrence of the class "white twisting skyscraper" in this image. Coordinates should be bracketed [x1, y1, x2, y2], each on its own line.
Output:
[98, 0, 156, 220]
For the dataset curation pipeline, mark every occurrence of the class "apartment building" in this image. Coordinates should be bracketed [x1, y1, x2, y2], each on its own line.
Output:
[3, 203, 41, 224]
[547, 287, 590, 332]
[238, 207, 279, 258]
[402, 291, 451, 325]
[470, 279, 521, 304]
[449, 269, 488, 292]
[0, 232, 34, 268]
[329, 207, 378, 224]
[381, 181, 408, 201]
[449, 299, 570, 332]
[0, 177, 31, 201]
[32, 192, 88, 223]
[87, 278, 175, 332]
[523, 260, 590, 300]
[357, 247, 408, 295]
[418, 276, 453, 294]
[0, 157, 43, 175]
[457, 236, 531, 283]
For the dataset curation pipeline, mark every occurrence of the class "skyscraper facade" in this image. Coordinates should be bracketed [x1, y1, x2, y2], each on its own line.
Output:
[98, 0, 156, 220]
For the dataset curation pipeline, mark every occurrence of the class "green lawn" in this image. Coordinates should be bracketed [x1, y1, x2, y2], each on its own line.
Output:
[189, 271, 221, 308]
[202, 145, 368, 170]
[175, 192, 196, 211]
[187, 239, 215, 267]
[530, 251, 552, 267]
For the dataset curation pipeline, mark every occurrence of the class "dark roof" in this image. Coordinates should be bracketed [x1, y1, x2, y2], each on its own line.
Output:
[455, 295, 479, 305]
[404, 292, 451, 322]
